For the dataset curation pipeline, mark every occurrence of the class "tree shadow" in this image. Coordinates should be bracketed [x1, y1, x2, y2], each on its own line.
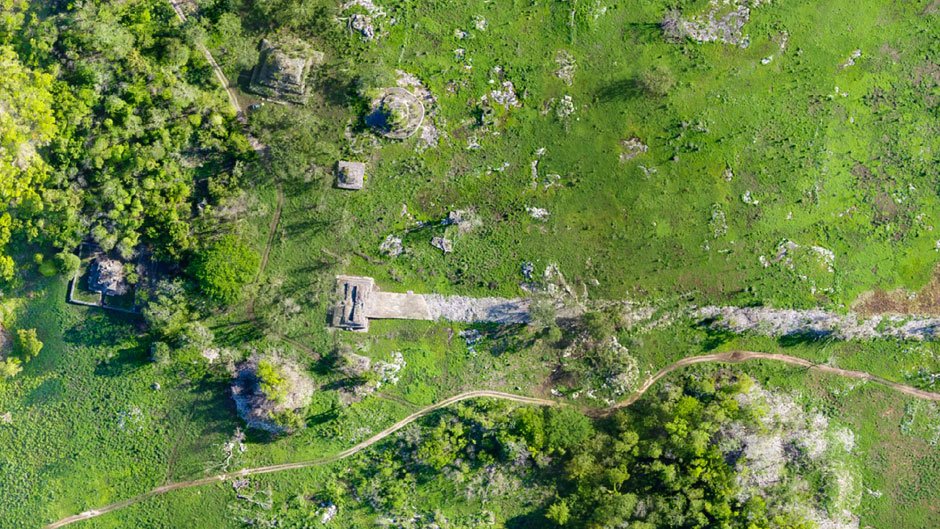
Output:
[213, 320, 265, 346]
[505, 511, 548, 529]
[777, 329, 834, 347]
[285, 217, 336, 237]
[186, 378, 241, 436]
[624, 21, 668, 43]
[698, 318, 737, 351]
[94, 343, 151, 377]
[315, 73, 358, 108]
[63, 311, 138, 347]
[596, 78, 642, 103]
[307, 407, 340, 427]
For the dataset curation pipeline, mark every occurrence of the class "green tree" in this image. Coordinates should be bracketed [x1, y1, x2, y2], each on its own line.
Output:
[546, 500, 571, 525]
[581, 309, 620, 342]
[15, 328, 42, 360]
[545, 407, 593, 454]
[55, 251, 81, 278]
[0, 357, 22, 378]
[257, 360, 288, 404]
[143, 280, 191, 338]
[417, 418, 468, 470]
[189, 235, 259, 304]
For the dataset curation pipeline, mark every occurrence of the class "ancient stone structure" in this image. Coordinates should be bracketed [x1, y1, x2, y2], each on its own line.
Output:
[331, 275, 375, 331]
[336, 161, 365, 190]
[88, 258, 128, 296]
[366, 87, 425, 139]
[330, 275, 529, 331]
[249, 39, 324, 104]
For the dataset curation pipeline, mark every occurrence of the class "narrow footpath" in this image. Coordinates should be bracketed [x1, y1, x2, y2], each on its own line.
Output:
[44, 350, 940, 528]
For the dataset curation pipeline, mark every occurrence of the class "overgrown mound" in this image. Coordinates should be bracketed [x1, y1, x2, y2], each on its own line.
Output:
[231, 352, 315, 433]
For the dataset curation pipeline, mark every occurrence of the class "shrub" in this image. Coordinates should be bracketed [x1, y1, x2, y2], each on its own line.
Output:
[15, 328, 42, 361]
[55, 252, 81, 278]
[189, 235, 259, 304]
[638, 65, 676, 98]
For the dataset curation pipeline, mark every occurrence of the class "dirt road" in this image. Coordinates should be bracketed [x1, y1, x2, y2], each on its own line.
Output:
[44, 351, 940, 528]
[167, 0, 242, 113]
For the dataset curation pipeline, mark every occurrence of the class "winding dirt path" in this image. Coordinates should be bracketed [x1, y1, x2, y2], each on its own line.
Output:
[44, 351, 940, 528]
[610, 350, 940, 410]
[168, 0, 242, 113]
[44, 391, 555, 528]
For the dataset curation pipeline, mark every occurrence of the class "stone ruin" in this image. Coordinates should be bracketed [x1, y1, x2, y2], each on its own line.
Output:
[331, 275, 375, 331]
[365, 87, 425, 139]
[329, 275, 530, 332]
[88, 258, 128, 296]
[231, 353, 315, 433]
[335, 161, 365, 190]
[249, 38, 324, 104]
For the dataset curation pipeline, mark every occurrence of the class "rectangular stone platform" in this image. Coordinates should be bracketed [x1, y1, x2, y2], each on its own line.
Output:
[330, 275, 530, 331]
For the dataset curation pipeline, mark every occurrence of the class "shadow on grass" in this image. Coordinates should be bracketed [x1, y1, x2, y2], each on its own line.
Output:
[625, 21, 668, 41]
[213, 319, 265, 345]
[698, 319, 737, 351]
[285, 216, 337, 238]
[94, 343, 151, 377]
[596, 78, 642, 102]
[505, 511, 549, 528]
[62, 311, 138, 347]
[777, 330, 834, 347]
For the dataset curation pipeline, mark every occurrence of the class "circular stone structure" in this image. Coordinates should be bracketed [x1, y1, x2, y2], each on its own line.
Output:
[366, 87, 425, 140]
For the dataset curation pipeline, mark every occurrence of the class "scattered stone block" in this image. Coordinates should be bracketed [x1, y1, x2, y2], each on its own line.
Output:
[336, 161, 365, 190]
[431, 236, 453, 253]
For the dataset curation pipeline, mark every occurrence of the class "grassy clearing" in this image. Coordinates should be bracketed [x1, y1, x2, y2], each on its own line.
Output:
[206, 0, 940, 309]
[0, 279, 235, 527]
[7, 0, 940, 526]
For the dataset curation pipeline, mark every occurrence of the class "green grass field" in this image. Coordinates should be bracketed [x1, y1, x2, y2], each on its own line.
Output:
[3, 0, 940, 526]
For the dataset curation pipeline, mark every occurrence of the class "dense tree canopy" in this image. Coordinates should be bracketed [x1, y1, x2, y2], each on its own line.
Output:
[1, 0, 255, 288]
[189, 234, 259, 304]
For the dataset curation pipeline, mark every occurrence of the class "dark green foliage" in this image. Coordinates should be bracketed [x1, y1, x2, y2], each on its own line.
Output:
[544, 407, 593, 454]
[189, 234, 259, 304]
[142, 279, 192, 339]
[15, 328, 43, 361]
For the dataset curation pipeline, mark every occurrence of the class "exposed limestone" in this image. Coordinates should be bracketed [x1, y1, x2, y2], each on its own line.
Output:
[525, 206, 550, 220]
[88, 258, 129, 296]
[341, 0, 386, 41]
[620, 137, 648, 161]
[231, 353, 315, 433]
[396, 71, 441, 148]
[662, 0, 770, 48]
[336, 161, 365, 190]
[379, 234, 403, 257]
[425, 294, 530, 324]
[841, 49, 862, 69]
[430, 236, 453, 253]
[482, 79, 520, 109]
[697, 305, 940, 341]
[366, 87, 425, 140]
[719, 383, 860, 529]
[554, 50, 577, 85]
